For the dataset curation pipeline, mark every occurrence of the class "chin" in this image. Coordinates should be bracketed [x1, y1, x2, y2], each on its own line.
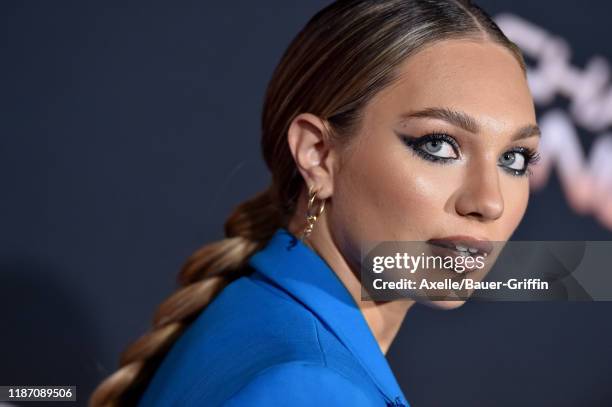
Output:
[422, 299, 467, 310]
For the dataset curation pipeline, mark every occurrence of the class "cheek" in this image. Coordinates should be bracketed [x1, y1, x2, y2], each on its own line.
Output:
[332, 138, 455, 242]
[498, 177, 530, 236]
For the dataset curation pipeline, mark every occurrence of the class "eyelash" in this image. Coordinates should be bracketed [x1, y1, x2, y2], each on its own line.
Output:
[400, 132, 541, 177]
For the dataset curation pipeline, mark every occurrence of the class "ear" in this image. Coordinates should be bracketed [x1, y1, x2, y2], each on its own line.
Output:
[286, 113, 336, 199]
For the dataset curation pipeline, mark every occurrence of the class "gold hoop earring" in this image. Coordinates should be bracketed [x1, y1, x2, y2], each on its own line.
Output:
[300, 184, 326, 241]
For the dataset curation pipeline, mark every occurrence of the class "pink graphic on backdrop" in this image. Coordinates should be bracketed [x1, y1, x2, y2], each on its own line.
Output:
[496, 14, 612, 230]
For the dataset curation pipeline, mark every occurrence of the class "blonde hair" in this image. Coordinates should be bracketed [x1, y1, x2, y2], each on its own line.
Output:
[90, 1, 525, 405]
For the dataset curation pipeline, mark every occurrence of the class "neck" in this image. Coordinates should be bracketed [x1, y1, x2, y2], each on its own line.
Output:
[288, 214, 415, 355]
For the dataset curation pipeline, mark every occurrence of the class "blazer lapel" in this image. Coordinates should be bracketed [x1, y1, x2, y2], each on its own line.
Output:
[248, 228, 408, 406]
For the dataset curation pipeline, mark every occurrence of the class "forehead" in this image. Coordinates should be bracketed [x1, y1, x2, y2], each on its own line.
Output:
[366, 39, 536, 130]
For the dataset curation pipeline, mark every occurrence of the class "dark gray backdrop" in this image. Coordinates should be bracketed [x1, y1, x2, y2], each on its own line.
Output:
[1, 1, 611, 406]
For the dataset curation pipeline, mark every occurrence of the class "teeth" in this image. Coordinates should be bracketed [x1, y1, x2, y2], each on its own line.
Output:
[454, 244, 482, 255]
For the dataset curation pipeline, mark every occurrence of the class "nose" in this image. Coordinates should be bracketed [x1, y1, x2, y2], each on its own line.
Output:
[454, 162, 504, 221]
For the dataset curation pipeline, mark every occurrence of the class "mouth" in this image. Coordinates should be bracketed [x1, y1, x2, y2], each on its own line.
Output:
[427, 236, 494, 258]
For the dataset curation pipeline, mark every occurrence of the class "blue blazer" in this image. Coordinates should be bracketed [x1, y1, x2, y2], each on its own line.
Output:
[138, 228, 409, 406]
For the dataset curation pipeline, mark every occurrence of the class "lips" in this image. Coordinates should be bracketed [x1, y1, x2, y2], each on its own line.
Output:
[427, 236, 494, 257]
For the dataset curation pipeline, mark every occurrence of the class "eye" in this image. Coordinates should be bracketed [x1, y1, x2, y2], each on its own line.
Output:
[400, 133, 460, 163]
[498, 147, 540, 176]
[421, 139, 457, 158]
[499, 151, 525, 170]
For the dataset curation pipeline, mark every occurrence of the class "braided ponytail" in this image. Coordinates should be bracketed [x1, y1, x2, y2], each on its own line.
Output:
[89, 186, 286, 406]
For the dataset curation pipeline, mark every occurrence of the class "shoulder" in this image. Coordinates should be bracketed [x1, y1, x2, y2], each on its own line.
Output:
[198, 273, 324, 352]
[222, 361, 376, 406]
[152, 274, 382, 405]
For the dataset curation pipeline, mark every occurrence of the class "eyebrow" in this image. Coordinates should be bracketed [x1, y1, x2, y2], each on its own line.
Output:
[398, 107, 541, 141]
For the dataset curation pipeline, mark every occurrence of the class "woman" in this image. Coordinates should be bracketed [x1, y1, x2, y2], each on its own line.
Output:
[90, 0, 540, 406]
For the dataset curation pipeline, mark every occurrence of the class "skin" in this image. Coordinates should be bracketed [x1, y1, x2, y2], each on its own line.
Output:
[286, 39, 540, 355]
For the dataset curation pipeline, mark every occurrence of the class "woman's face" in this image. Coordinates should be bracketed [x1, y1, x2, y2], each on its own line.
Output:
[330, 39, 540, 308]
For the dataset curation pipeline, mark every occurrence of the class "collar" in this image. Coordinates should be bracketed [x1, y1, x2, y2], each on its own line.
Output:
[247, 227, 408, 407]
